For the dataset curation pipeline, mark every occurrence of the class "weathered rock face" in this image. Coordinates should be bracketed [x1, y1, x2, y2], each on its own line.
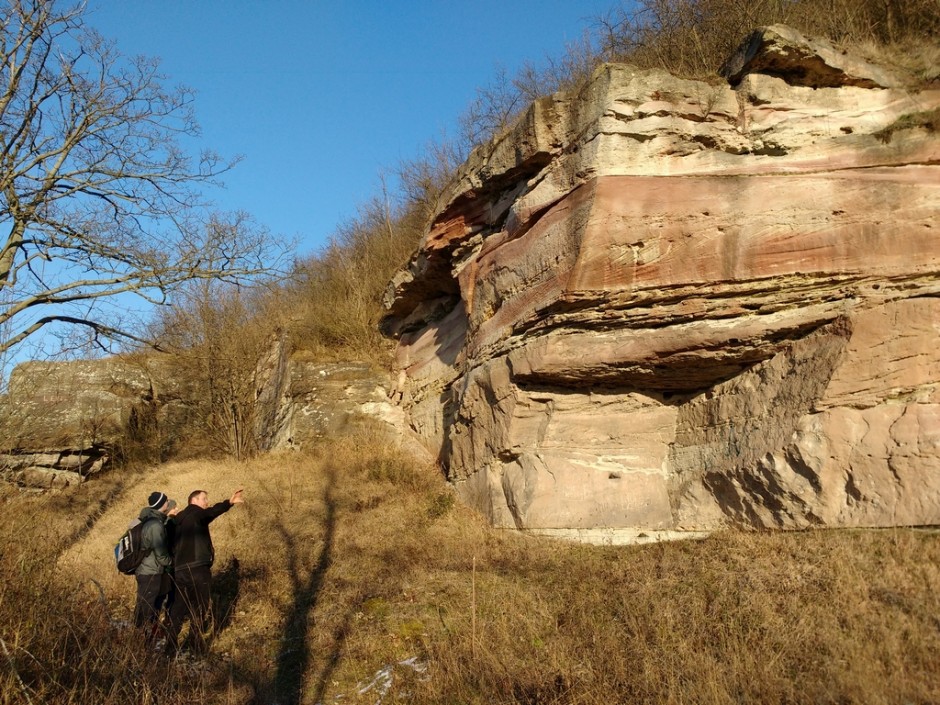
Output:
[254, 352, 418, 453]
[0, 356, 183, 487]
[0, 349, 418, 488]
[382, 26, 940, 532]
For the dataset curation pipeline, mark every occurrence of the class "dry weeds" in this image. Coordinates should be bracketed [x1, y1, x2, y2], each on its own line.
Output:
[1, 437, 938, 704]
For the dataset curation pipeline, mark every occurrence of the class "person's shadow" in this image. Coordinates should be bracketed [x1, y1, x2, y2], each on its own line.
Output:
[209, 556, 242, 637]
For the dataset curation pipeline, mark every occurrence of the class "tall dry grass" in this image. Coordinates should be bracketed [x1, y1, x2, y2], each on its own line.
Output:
[1, 436, 938, 704]
[598, 0, 940, 81]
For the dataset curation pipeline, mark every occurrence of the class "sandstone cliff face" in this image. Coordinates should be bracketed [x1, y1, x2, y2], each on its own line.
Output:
[253, 348, 414, 453]
[382, 26, 940, 532]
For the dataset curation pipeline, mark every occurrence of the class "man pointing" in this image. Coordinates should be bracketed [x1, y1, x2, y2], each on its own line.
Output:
[166, 488, 244, 655]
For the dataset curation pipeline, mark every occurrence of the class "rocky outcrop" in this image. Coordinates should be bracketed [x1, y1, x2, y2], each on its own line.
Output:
[0, 357, 182, 487]
[0, 349, 419, 488]
[382, 26, 940, 532]
[255, 352, 419, 453]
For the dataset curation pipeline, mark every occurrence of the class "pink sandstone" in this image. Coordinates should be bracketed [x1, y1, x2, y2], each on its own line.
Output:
[383, 26, 940, 532]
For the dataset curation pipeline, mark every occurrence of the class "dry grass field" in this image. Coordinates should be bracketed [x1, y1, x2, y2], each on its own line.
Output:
[1, 2, 938, 703]
[0, 433, 938, 704]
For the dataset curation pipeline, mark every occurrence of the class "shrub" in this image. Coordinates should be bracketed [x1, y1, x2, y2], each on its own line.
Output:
[597, 0, 940, 79]
[150, 282, 280, 460]
[281, 193, 428, 362]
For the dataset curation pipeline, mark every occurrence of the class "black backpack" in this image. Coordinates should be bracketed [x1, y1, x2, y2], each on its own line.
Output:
[114, 517, 158, 575]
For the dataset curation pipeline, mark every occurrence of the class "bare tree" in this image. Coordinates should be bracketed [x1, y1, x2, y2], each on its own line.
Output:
[153, 279, 271, 460]
[0, 0, 283, 357]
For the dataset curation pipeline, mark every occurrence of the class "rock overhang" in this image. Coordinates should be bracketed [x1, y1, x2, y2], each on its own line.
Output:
[385, 25, 940, 533]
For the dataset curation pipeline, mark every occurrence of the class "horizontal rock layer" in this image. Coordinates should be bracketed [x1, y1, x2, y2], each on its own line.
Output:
[383, 26, 940, 531]
[0, 357, 179, 486]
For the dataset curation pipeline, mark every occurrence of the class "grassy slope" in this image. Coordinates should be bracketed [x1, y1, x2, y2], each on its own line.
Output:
[1, 435, 938, 704]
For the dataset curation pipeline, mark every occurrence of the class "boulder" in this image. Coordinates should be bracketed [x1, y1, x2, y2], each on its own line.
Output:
[0, 356, 182, 487]
[382, 26, 940, 532]
[720, 24, 903, 88]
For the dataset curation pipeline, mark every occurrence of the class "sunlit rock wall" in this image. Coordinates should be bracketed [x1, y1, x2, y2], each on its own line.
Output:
[0, 357, 181, 487]
[1, 347, 421, 489]
[382, 26, 940, 531]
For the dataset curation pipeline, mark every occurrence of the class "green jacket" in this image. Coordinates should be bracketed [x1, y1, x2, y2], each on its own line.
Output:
[134, 506, 172, 576]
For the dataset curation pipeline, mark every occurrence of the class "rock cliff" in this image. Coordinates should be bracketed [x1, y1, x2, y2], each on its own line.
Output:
[0, 357, 182, 487]
[0, 349, 411, 488]
[381, 26, 940, 533]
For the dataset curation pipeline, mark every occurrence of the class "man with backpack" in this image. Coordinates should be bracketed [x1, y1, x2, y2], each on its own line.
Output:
[132, 491, 176, 633]
[165, 487, 244, 656]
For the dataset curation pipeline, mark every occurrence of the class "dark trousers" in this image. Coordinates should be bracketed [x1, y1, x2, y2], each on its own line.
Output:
[133, 573, 164, 629]
[167, 564, 212, 654]
[155, 572, 175, 615]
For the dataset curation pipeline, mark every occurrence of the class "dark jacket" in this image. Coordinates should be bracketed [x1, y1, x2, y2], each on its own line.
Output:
[171, 500, 233, 570]
[135, 506, 172, 576]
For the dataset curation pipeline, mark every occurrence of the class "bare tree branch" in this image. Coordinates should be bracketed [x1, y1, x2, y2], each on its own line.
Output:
[0, 0, 287, 357]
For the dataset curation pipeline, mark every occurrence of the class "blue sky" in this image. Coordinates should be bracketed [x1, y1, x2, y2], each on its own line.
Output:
[87, 1, 621, 258]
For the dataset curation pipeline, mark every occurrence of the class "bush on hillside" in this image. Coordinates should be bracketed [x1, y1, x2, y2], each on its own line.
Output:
[281, 193, 429, 360]
[598, 0, 940, 79]
[150, 281, 280, 460]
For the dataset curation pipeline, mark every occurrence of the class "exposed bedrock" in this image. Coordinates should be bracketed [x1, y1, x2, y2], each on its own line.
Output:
[382, 26, 940, 531]
[0, 345, 423, 489]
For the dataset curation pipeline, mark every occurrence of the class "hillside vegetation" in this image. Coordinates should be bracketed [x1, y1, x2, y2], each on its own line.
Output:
[1, 435, 938, 704]
[3, 1, 939, 703]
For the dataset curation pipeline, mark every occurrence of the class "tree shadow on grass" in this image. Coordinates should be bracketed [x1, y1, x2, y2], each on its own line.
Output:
[58, 476, 130, 550]
[262, 464, 360, 705]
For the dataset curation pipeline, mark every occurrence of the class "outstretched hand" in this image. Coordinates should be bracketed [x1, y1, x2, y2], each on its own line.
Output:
[230, 488, 245, 505]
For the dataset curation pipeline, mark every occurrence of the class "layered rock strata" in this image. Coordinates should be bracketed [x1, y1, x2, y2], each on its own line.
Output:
[382, 26, 940, 531]
[255, 355, 414, 452]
